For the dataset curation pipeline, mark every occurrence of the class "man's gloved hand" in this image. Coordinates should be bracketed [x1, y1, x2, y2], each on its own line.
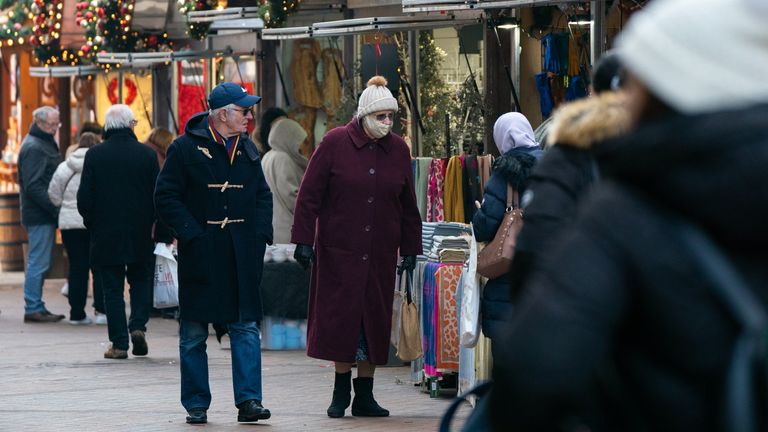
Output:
[294, 244, 315, 270]
[397, 255, 416, 275]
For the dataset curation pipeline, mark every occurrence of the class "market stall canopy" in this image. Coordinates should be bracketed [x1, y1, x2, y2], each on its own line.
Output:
[96, 50, 226, 67]
[132, 0, 172, 32]
[29, 65, 102, 78]
[262, 14, 479, 39]
[403, 0, 586, 12]
[261, 26, 313, 40]
[187, 6, 262, 23]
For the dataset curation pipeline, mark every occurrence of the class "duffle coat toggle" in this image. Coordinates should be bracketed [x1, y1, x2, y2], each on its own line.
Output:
[207, 216, 245, 228]
[208, 181, 244, 192]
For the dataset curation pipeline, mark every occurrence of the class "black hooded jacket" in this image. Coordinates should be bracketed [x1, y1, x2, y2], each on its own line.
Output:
[489, 104, 768, 431]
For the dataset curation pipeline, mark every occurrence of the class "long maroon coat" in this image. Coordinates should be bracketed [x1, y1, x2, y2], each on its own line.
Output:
[291, 119, 422, 365]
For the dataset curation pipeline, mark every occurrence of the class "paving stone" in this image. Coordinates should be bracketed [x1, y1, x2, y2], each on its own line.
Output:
[0, 272, 468, 431]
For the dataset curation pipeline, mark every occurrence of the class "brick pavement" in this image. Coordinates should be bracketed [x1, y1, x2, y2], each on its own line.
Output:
[0, 273, 469, 431]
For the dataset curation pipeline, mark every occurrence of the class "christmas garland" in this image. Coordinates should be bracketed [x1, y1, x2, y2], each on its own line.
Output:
[28, 0, 75, 66]
[178, 0, 300, 41]
[80, 0, 171, 66]
[0, 0, 32, 48]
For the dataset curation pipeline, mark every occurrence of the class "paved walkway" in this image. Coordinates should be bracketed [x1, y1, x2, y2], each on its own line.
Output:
[0, 273, 468, 431]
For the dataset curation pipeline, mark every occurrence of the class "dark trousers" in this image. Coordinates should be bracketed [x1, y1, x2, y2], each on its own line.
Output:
[61, 229, 104, 320]
[94, 261, 153, 350]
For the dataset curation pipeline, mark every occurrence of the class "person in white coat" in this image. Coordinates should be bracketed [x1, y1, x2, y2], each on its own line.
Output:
[47, 132, 105, 325]
[261, 118, 308, 244]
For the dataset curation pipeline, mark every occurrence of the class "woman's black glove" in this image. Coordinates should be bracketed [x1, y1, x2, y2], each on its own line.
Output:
[294, 244, 315, 270]
[397, 255, 416, 275]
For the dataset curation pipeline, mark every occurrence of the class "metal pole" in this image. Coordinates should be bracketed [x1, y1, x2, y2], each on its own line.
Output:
[591, 0, 606, 67]
[408, 30, 420, 157]
[118, 70, 124, 104]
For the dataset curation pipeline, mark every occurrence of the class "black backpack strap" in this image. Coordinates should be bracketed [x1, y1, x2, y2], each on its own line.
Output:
[439, 381, 493, 432]
[676, 221, 767, 432]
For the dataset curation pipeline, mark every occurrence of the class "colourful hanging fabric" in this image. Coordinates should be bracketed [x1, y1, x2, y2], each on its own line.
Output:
[422, 261, 441, 376]
[443, 156, 465, 223]
[477, 154, 494, 193]
[415, 157, 432, 221]
[426, 159, 446, 222]
[436, 264, 462, 371]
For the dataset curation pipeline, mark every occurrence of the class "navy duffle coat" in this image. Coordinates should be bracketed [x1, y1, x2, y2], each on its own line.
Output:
[155, 112, 273, 323]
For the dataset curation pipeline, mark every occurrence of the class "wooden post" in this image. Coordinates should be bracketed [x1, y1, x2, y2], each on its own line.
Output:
[483, 13, 513, 156]
[19, 51, 41, 140]
[57, 77, 71, 157]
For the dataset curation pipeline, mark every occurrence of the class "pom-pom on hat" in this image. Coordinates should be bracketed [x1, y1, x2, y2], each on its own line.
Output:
[356, 76, 399, 119]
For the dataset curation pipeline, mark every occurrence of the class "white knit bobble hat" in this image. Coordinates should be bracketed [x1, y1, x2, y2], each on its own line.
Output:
[616, 0, 768, 114]
[356, 76, 399, 119]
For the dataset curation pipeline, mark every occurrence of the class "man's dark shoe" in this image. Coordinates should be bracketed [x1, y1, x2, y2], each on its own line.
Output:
[24, 311, 63, 323]
[43, 310, 66, 320]
[186, 408, 207, 424]
[237, 399, 271, 422]
[130, 330, 148, 356]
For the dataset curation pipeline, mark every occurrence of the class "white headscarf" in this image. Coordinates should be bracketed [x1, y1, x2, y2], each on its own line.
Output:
[493, 112, 539, 154]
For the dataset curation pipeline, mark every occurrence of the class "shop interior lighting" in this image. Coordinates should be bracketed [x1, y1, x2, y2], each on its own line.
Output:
[494, 16, 519, 29]
[568, 19, 593, 26]
[187, 6, 262, 23]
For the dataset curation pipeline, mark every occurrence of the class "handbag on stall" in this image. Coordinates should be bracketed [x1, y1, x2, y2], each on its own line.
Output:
[476, 184, 523, 279]
[397, 269, 423, 361]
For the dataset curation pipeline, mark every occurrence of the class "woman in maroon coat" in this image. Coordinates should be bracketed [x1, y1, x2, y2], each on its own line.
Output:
[292, 76, 422, 418]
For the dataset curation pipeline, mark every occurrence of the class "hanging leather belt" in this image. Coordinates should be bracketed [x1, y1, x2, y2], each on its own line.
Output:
[207, 181, 244, 192]
[206, 217, 245, 229]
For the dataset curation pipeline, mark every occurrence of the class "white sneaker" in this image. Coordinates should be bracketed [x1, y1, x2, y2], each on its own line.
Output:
[94, 312, 108, 325]
[69, 316, 93, 325]
[61, 282, 69, 297]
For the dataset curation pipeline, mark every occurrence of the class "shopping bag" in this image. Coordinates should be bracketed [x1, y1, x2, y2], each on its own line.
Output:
[153, 243, 178, 308]
[460, 225, 482, 348]
[390, 273, 404, 348]
[397, 269, 423, 361]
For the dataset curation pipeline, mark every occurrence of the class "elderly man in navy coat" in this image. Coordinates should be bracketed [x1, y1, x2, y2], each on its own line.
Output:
[155, 83, 273, 425]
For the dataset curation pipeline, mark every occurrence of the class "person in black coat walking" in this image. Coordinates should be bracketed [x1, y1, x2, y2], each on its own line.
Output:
[472, 112, 541, 344]
[77, 104, 170, 360]
[488, 0, 768, 429]
[155, 82, 273, 425]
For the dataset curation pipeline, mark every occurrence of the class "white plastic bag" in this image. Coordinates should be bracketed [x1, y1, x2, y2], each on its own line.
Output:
[153, 243, 179, 308]
[460, 225, 481, 348]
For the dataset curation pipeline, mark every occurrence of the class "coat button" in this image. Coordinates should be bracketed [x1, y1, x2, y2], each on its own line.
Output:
[224, 205, 228, 210]
[362, 254, 369, 261]
[369, 168, 375, 175]
[369, 144, 375, 150]
[364, 225, 371, 232]
[367, 197, 374, 203]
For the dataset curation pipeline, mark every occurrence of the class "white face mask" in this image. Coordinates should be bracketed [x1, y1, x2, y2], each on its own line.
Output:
[362, 115, 392, 139]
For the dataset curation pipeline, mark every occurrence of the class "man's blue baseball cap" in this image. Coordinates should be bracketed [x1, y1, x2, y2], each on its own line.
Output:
[208, 82, 262, 110]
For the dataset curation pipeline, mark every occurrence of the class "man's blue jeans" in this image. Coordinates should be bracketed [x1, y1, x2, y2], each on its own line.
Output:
[179, 319, 263, 410]
[23, 224, 56, 315]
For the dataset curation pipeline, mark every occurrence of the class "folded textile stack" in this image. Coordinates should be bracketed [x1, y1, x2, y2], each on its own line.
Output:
[422, 222, 471, 256]
[439, 248, 468, 264]
[427, 235, 470, 262]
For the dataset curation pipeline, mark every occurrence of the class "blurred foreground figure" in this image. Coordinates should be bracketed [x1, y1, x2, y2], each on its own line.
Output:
[489, 0, 768, 430]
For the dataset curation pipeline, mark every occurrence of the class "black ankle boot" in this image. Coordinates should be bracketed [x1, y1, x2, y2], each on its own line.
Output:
[327, 371, 352, 418]
[351, 377, 389, 417]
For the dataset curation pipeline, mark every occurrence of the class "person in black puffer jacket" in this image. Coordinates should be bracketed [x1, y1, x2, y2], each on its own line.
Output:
[488, 0, 768, 430]
[472, 112, 542, 344]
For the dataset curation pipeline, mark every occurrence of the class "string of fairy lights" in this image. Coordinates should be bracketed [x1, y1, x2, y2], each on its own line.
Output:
[0, 0, 300, 66]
